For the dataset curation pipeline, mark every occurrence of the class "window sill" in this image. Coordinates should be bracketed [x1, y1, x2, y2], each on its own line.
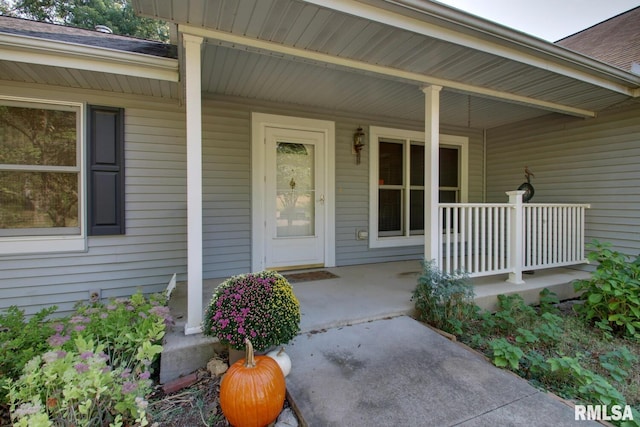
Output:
[369, 235, 424, 248]
[0, 235, 87, 256]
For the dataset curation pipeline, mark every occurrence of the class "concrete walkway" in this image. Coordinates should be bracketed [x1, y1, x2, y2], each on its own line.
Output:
[285, 316, 598, 426]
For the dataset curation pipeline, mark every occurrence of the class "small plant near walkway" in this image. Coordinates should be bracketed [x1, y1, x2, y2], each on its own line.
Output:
[412, 256, 640, 426]
[411, 259, 477, 336]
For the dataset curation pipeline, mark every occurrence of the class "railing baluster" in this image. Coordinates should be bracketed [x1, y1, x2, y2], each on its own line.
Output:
[438, 200, 589, 280]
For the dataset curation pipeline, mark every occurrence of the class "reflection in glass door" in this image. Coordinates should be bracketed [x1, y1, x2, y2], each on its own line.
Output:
[276, 142, 315, 237]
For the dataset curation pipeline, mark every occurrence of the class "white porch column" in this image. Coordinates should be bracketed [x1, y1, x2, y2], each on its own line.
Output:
[183, 34, 204, 335]
[422, 85, 442, 264]
[506, 190, 526, 285]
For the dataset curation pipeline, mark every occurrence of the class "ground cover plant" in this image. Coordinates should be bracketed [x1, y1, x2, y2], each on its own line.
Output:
[0, 291, 172, 427]
[412, 253, 640, 427]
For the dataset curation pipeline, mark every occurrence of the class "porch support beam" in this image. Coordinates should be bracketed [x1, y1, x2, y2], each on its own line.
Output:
[177, 25, 596, 118]
[183, 33, 204, 335]
[422, 85, 441, 264]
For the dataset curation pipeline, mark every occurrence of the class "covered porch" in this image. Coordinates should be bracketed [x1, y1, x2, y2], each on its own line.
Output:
[160, 260, 590, 383]
[131, 0, 637, 337]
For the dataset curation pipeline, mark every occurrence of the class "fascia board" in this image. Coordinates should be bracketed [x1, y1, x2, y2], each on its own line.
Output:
[0, 32, 179, 82]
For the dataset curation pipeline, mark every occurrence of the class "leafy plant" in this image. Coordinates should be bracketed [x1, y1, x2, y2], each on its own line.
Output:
[538, 288, 560, 315]
[8, 337, 153, 427]
[599, 347, 638, 383]
[547, 355, 626, 406]
[411, 259, 476, 335]
[492, 294, 536, 335]
[489, 338, 524, 370]
[204, 271, 301, 351]
[3, 291, 170, 426]
[573, 240, 640, 340]
[0, 306, 57, 404]
[533, 312, 563, 346]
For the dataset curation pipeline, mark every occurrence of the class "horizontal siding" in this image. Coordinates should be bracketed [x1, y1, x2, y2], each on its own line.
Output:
[2, 84, 488, 315]
[201, 102, 252, 279]
[486, 105, 640, 256]
[0, 82, 187, 316]
[200, 97, 486, 270]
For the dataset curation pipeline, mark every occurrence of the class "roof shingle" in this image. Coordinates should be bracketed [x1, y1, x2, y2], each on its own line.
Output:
[0, 15, 177, 59]
[556, 6, 640, 73]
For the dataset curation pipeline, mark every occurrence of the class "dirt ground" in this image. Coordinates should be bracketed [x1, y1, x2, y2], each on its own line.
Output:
[147, 369, 229, 427]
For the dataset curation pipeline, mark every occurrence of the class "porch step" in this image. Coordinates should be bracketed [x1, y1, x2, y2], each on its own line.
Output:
[159, 326, 225, 384]
[472, 268, 590, 311]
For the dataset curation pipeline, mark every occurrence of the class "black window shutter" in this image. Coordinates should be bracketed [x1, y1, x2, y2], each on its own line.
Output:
[88, 105, 125, 235]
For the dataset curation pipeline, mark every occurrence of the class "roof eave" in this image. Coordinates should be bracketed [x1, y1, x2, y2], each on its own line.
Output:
[0, 31, 179, 82]
[302, 0, 640, 95]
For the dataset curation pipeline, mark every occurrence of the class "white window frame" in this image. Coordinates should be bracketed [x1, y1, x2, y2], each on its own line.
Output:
[0, 96, 86, 255]
[369, 126, 468, 248]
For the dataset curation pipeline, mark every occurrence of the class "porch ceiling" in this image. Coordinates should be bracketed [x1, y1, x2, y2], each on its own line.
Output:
[131, 0, 640, 129]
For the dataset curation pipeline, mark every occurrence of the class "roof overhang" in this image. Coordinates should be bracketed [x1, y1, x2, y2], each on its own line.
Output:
[333, 0, 640, 93]
[0, 31, 179, 82]
[181, 24, 597, 118]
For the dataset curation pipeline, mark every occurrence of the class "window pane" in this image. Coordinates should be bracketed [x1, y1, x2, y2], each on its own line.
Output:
[409, 189, 424, 235]
[0, 105, 77, 166]
[379, 189, 402, 235]
[378, 140, 403, 186]
[276, 142, 315, 237]
[439, 147, 458, 188]
[0, 171, 78, 233]
[410, 143, 424, 186]
[439, 190, 457, 203]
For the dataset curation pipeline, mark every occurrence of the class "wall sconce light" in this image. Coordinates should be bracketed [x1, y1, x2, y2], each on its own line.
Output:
[353, 126, 365, 164]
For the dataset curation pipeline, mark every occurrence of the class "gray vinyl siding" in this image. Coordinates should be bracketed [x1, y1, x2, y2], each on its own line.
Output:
[202, 102, 252, 278]
[486, 104, 640, 256]
[200, 97, 486, 271]
[0, 82, 187, 316]
[1, 85, 487, 315]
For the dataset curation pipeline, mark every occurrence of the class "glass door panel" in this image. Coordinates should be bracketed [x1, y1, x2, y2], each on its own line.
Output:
[276, 142, 315, 237]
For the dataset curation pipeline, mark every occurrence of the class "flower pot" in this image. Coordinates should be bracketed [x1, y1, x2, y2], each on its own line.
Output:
[228, 346, 245, 366]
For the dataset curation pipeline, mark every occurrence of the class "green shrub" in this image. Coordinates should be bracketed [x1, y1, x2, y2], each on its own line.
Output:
[0, 306, 57, 405]
[573, 241, 640, 340]
[3, 291, 170, 426]
[411, 259, 476, 335]
[489, 338, 524, 370]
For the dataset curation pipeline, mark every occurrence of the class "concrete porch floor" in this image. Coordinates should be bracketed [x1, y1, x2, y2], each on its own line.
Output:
[160, 260, 590, 383]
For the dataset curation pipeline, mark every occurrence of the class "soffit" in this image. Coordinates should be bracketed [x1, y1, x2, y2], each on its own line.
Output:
[0, 59, 178, 99]
[131, 0, 638, 128]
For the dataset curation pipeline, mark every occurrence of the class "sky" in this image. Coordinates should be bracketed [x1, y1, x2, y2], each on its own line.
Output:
[435, 0, 640, 42]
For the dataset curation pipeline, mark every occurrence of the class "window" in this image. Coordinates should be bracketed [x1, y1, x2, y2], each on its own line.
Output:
[369, 126, 468, 248]
[0, 98, 85, 254]
[0, 98, 124, 255]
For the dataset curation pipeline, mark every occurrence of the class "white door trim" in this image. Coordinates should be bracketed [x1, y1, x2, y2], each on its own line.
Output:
[251, 113, 336, 272]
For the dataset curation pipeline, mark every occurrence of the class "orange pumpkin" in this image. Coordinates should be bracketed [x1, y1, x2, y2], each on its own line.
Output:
[220, 338, 286, 427]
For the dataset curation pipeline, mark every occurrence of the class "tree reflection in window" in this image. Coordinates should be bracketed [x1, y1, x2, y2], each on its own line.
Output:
[0, 104, 79, 233]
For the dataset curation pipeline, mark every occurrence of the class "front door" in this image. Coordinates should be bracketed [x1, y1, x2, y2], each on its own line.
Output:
[264, 127, 326, 269]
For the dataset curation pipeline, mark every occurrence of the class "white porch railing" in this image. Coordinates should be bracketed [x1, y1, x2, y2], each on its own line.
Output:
[438, 191, 590, 284]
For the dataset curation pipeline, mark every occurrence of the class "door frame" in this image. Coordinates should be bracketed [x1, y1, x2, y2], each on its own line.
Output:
[251, 112, 336, 272]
